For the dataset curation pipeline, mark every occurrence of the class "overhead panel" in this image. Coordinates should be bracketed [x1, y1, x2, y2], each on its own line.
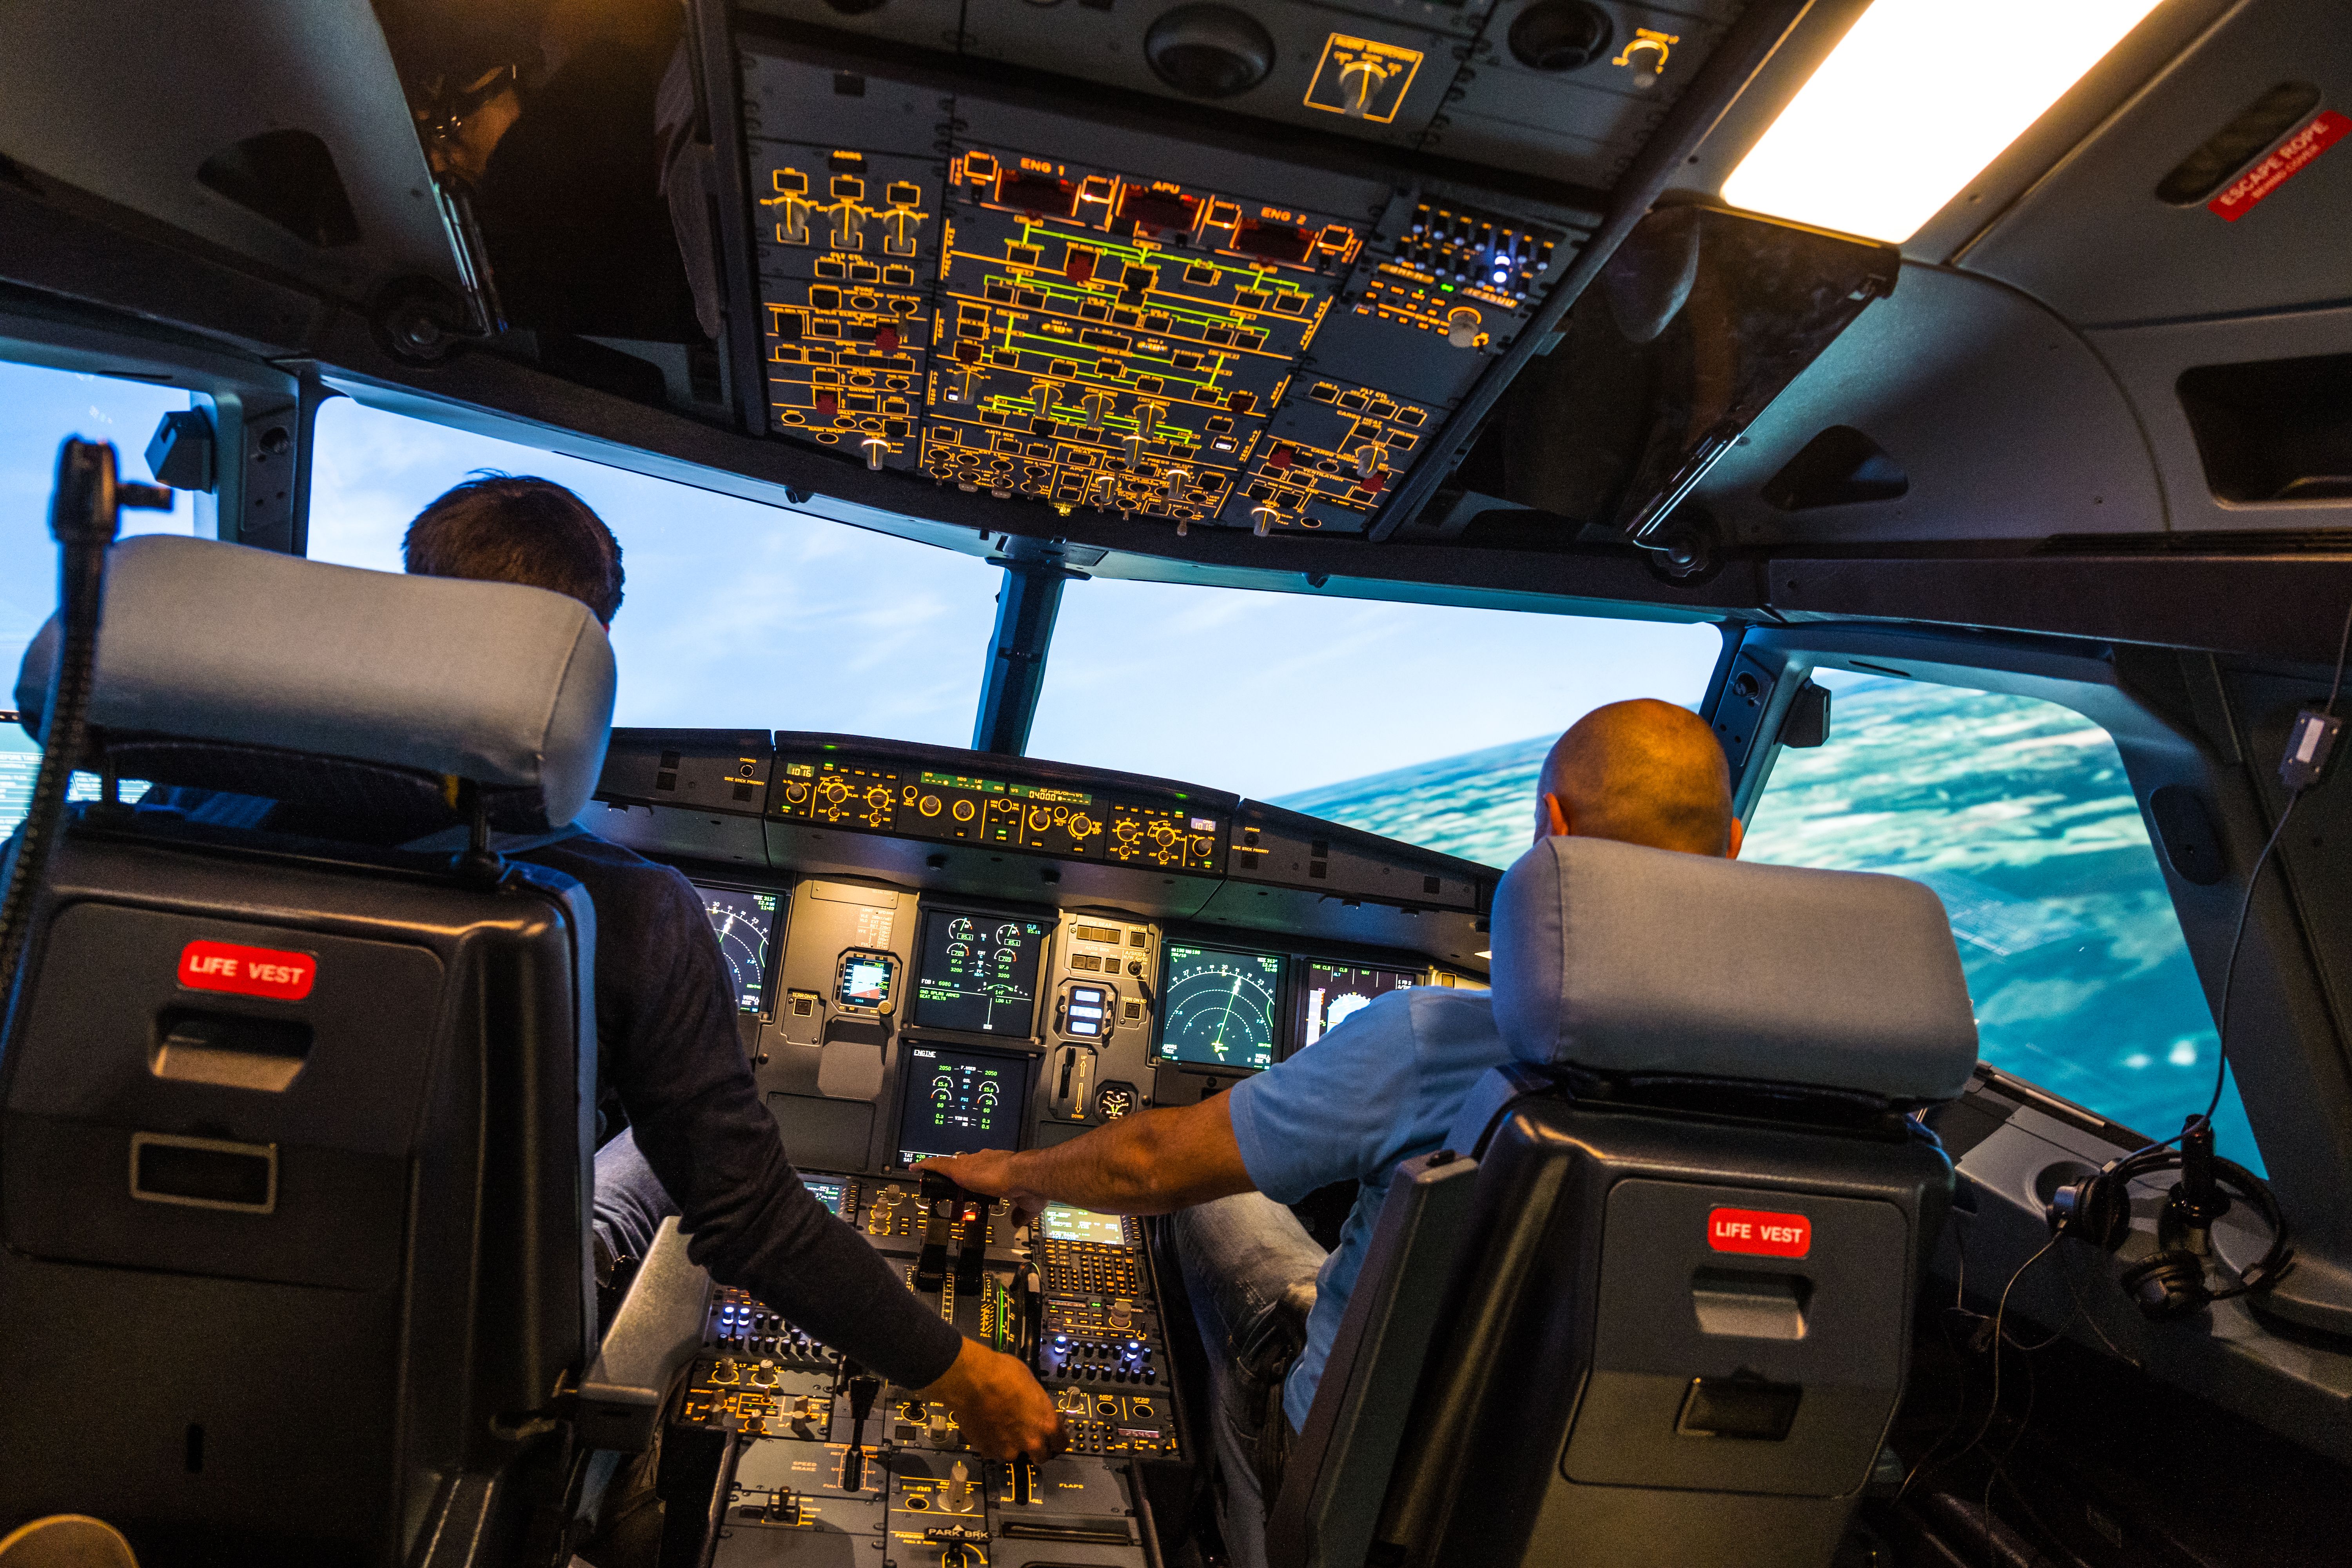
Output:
[738, 33, 1584, 535]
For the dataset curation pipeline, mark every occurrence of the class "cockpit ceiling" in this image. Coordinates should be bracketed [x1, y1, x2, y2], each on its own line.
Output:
[0, 0, 2348, 658]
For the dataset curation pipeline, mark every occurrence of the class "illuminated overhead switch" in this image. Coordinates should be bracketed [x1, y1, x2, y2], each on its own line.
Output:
[1119, 186, 1196, 235]
[1066, 249, 1097, 285]
[1233, 220, 1314, 265]
[997, 169, 1076, 218]
[1266, 445, 1295, 471]
[1446, 306, 1482, 348]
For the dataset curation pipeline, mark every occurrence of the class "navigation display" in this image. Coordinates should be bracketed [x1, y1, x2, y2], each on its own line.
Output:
[696, 884, 783, 1014]
[910, 910, 1048, 1035]
[1040, 1203, 1128, 1247]
[1158, 944, 1283, 1072]
[1292, 962, 1419, 1054]
[898, 1044, 1033, 1165]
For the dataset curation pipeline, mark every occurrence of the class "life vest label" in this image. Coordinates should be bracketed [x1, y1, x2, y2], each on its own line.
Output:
[1708, 1207, 1811, 1258]
[177, 940, 317, 1001]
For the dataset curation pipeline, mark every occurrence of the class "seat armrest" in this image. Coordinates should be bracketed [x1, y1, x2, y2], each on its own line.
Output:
[576, 1218, 711, 1452]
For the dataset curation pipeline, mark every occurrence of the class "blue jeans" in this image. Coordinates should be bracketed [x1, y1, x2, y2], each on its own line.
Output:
[1171, 1193, 1329, 1568]
[591, 1126, 679, 1270]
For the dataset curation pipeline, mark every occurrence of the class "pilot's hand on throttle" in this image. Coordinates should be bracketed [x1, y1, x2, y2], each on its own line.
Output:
[917, 1338, 1067, 1462]
[917, 1151, 1045, 1224]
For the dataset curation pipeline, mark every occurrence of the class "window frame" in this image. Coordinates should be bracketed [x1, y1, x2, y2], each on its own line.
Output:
[1713, 622, 2332, 1223]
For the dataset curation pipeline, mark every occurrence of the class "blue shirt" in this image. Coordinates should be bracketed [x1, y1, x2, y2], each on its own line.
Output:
[1226, 984, 1514, 1430]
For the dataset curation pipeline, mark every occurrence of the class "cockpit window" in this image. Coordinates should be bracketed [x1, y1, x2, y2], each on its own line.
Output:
[1743, 675, 2261, 1169]
[2, 358, 195, 656]
[1026, 577, 1720, 861]
[3, 358, 194, 835]
[307, 395, 1001, 745]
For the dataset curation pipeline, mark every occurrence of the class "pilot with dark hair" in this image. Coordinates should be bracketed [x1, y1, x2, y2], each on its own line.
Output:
[924, 699, 1745, 1564]
[364, 474, 1064, 1458]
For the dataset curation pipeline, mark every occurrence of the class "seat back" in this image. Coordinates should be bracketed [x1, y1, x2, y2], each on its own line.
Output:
[1267, 836, 1978, 1568]
[0, 537, 616, 1567]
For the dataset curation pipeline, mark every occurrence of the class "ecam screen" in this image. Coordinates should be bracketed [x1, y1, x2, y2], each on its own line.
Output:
[1294, 962, 1418, 1052]
[898, 1044, 1029, 1164]
[910, 911, 1047, 1034]
[1040, 1203, 1127, 1246]
[804, 1178, 847, 1217]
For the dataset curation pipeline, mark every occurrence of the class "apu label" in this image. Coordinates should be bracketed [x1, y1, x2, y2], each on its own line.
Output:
[177, 940, 317, 1002]
[1708, 1207, 1811, 1258]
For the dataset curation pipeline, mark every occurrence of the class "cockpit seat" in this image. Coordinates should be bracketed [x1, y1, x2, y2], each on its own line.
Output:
[0, 535, 668, 1567]
[1265, 835, 1980, 1568]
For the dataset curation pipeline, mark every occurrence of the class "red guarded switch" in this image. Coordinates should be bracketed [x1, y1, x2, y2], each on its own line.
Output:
[1357, 469, 1386, 494]
[874, 325, 900, 354]
[1267, 445, 1295, 470]
[815, 390, 840, 419]
[1066, 249, 1097, 285]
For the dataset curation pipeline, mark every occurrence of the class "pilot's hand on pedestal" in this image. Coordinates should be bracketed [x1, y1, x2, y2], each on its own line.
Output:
[917, 1338, 1067, 1461]
[917, 1151, 1045, 1227]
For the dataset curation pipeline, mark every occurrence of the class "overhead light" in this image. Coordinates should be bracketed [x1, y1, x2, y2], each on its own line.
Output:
[1720, 0, 2164, 242]
[1474, 949, 1492, 960]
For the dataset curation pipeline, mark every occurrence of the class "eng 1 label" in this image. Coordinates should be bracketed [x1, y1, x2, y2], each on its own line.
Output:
[178, 940, 317, 1002]
[1708, 1207, 1811, 1258]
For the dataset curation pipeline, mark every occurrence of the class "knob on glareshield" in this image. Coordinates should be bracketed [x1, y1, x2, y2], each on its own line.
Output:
[1446, 307, 1482, 348]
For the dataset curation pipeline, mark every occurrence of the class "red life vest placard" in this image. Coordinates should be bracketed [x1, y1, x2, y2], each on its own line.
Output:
[177, 940, 317, 1002]
[1708, 1207, 1811, 1258]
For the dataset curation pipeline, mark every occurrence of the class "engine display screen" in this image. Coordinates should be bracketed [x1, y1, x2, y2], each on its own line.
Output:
[1040, 1203, 1128, 1247]
[910, 910, 1048, 1035]
[897, 1044, 1033, 1165]
[837, 949, 897, 1011]
[1157, 944, 1283, 1072]
[1291, 962, 1419, 1054]
[695, 884, 783, 1014]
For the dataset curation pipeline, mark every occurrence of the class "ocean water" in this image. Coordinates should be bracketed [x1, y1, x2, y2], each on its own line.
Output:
[1271, 678, 2261, 1166]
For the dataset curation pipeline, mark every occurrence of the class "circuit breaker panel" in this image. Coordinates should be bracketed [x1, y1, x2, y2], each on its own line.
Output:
[742, 38, 1583, 535]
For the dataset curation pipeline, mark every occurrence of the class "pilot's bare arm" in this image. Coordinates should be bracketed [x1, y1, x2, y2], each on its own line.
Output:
[922, 1094, 1253, 1216]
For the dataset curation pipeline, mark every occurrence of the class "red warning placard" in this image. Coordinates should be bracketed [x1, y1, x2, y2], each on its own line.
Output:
[178, 940, 317, 1002]
[2209, 111, 2348, 222]
[1708, 1207, 1811, 1258]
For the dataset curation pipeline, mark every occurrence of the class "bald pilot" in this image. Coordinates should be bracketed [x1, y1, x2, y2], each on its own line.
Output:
[924, 699, 1745, 1566]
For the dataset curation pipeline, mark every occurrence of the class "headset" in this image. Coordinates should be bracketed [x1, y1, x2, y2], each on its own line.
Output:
[2045, 1119, 2292, 1321]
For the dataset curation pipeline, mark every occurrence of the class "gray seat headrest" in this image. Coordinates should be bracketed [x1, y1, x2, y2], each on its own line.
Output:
[1490, 835, 1978, 1102]
[15, 535, 615, 826]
